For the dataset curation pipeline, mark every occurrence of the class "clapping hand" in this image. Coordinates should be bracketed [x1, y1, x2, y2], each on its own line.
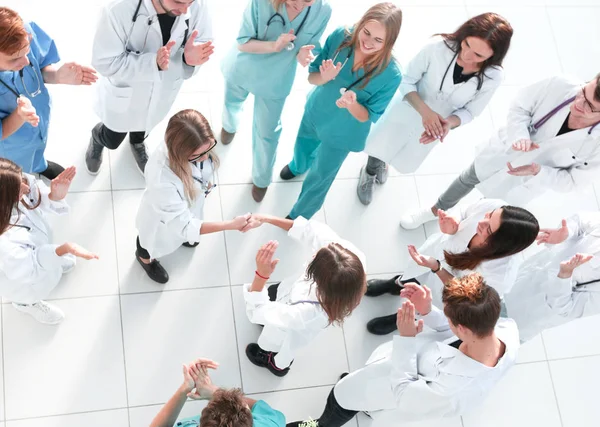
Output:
[512, 139, 540, 152]
[297, 44, 316, 67]
[407, 245, 438, 270]
[396, 301, 424, 337]
[183, 358, 219, 400]
[16, 96, 39, 127]
[400, 282, 433, 316]
[56, 62, 98, 85]
[319, 59, 343, 82]
[336, 90, 357, 109]
[558, 253, 593, 279]
[49, 166, 76, 201]
[183, 30, 215, 66]
[256, 240, 280, 279]
[536, 219, 569, 245]
[506, 162, 541, 176]
[157, 40, 177, 70]
[438, 209, 459, 235]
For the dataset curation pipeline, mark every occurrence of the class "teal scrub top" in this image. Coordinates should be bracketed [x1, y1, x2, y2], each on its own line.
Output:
[222, 0, 331, 100]
[174, 399, 286, 426]
[304, 26, 402, 152]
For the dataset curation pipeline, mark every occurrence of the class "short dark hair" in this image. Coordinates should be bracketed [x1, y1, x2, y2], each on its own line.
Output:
[442, 273, 501, 338]
[594, 72, 600, 103]
[200, 388, 252, 427]
[306, 243, 366, 325]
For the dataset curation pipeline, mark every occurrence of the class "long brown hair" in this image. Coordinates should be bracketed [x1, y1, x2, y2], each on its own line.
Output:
[336, 2, 402, 88]
[444, 205, 539, 271]
[594, 72, 600, 103]
[164, 109, 219, 203]
[305, 243, 366, 325]
[442, 273, 501, 338]
[0, 158, 40, 235]
[437, 12, 513, 89]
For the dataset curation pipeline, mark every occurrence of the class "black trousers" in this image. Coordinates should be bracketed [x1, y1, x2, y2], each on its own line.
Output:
[93, 123, 146, 150]
[136, 236, 151, 259]
[315, 387, 359, 427]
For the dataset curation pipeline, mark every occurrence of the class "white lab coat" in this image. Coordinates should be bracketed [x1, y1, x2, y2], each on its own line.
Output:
[473, 76, 600, 206]
[92, 0, 213, 132]
[365, 37, 503, 173]
[0, 174, 75, 305]
[505, 212, 600, 342]
[136, 142, 215, 258]
[243, 217, 366, 369]
[334, 307, 519, 425]
[403, 199, 521, 307]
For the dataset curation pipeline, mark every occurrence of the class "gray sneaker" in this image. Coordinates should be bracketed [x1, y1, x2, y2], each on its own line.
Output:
[85, 124, 105, 175]
[357, 166, 377, 205]
[376, 163, 389, 184]
[130, 142, 149, 175]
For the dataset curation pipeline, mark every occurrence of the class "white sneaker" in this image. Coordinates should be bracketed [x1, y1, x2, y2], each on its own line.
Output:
[12, 301, 65, 325]
[400, 207, 436, 230]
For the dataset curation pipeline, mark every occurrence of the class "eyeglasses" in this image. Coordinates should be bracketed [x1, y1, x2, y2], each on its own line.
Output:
[578, 87, 600, 114]
[188, 140, 217, 163]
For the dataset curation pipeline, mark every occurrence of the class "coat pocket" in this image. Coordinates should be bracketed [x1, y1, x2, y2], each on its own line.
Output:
[103, 81, 133, 113]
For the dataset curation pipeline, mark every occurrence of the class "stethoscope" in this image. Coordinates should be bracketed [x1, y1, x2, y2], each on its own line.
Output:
[125, 0, 189, 55]
[529, 95, 600, 135]
[437, 52, 482, 100]
[262, 7, 311, 51]
[191, 159, 216, 197]
[333, 47, 377, 95]
[175, 420, 198, 426]
[0, 61, 42, 99]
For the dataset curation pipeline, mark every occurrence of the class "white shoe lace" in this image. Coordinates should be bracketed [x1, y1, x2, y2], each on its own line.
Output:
[34, 302, 51, 313]
[299, 418, 319, 427]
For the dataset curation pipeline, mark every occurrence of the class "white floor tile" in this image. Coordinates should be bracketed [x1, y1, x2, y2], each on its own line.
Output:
[219, 183, 325, 286]
[120, 288, 241, 407]
[3, 297, 127, 420]
[549, 355, 600, 427]
[5, 409, 129, 427]
[112, 190, 230, 294]
[517, 334, 547, 364]
[357, 412, 462, 427]
[323, 177, 427, 275]
[231, 286, 349, 394]
[542, 314, 600, 360]
[462, 362, 562, 427]
[129, 401, 208, 427]
[45, 192, 119, 299]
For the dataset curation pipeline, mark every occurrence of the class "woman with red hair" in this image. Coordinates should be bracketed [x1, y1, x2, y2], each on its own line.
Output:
[0, 7, 97, 179]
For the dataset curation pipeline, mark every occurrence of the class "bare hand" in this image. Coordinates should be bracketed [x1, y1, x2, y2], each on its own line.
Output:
[319, 59, 343, 82]
[56, 62, 98, 85]
[407, 245, 438, 270]
[336, 90, 357, 109]
[16, 96, 39, 127]
[274, 29, 296, 52]
[506, 162, 541, 177]
[186, 358, 219, 400]
[49, 166, 76, 201]
[397, 301, 424, 337]
[157, 40, 177, 70]
[297, 44, 316, 67]
[183, 30, 214, 66]
[512, 139, 540, 152]
[419, 117, 450, 144]
[241, 213, 265, 233]
[256, 240, 279, 278]
[19, 178, 31, 199]
[400, 282, 433, 316]
[421, 110, 445, 139]
[537, 219, 569, 245]
[438, 209, 459, 235]
[57, 242, 99, 260]
[558, 253, 593, 279]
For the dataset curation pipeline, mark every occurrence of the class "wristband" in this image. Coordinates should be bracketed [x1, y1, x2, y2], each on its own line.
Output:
[255, 270, 269, 280]
[431, 260, 441, 274]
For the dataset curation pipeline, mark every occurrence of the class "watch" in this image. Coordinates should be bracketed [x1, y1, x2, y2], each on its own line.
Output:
[431, 259, 441, 273]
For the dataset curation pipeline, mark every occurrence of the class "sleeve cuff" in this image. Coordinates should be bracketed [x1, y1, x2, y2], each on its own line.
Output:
[523, 165, 550, 188]
[546, 274, 573, 299]
[398, 85, 417, 98]
[185, 218, 203, 243]
[287, 216, 309, 241]
[37, 244, 62, 269]
[451, 109, 472, 127]
[39, 185, 69, 215]
[243, 282, 270, 304]
[391, 335, 417, 367]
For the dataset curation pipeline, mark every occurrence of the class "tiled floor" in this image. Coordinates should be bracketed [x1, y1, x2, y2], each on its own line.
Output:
[2, 0, 600, 426]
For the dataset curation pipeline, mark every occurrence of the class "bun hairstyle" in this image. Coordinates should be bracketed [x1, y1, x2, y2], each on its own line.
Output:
[442, 273, 501, 338]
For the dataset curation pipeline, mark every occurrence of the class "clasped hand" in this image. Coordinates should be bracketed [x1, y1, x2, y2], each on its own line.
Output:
[181, 358, 220, 400]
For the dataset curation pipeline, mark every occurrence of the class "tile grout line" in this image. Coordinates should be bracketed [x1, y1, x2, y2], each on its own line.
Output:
[543, 5, 566, 76]
[544, 359, 565, 427]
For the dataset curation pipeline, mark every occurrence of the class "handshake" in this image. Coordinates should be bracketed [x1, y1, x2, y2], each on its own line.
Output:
[228, 213, 273, 233]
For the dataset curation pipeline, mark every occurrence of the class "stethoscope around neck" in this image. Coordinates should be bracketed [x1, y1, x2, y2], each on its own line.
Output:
[529, 96, 600, 135]
[437, 52, 483, 99]
[262, 6, 311, 51]
[332, 45, 377, 95]
[0, 59, 43, 99]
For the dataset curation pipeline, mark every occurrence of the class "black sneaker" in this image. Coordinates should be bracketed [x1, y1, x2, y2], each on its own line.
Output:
[366, 313, 398, 335]
[39, 161, 65, 180]
[245, 343, 290, 377]
[365, 276, 402, 297]
[286, 419, 320, 427]
[136, 251, 169, 284]
[86, 124, 105, 175]
[130, 142, 149, 175]
[280, 165, 296, 180]
[182, 242, 199, 248]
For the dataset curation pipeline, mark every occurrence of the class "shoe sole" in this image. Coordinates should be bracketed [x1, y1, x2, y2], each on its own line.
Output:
[85, 163, 101, 176]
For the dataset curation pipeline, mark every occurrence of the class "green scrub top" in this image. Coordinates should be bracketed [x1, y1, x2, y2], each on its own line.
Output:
[304, 26, 402, 152]
[174, 399, 286, 426]
[222, 0, 331, 100]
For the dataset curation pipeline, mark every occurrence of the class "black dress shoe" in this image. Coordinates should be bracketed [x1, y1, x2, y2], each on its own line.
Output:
[136, 251, 169, 284]
[267, 283, 280, 302]
[182, 241, 199, 248]
[366, 313, 398, 335]
[287, 421, 320, 427]
[39, 161, 65, 180]
[365, 276, 401, 297]
[280, 165, 296, 180]
[245, 343, 290, 377]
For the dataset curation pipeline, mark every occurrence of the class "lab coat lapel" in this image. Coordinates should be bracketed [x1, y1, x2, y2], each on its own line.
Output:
[170, 9, 192, 44]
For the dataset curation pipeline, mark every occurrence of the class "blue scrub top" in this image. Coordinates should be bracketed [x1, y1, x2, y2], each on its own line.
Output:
[305, 26, 402, 152]
[222, 0, 331, 100]
[0, 21, 59, 172]
[174, 399, 286, 426]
